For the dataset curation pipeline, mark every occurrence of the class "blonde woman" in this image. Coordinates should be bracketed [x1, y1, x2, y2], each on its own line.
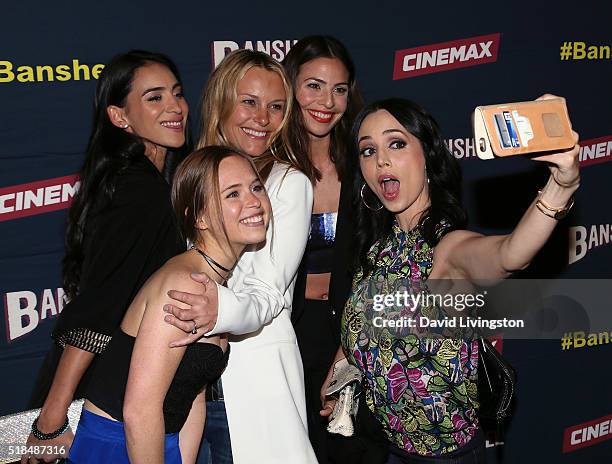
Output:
[164, 50, 318, 464]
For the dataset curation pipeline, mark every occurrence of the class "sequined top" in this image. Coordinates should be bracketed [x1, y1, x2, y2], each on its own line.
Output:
[341, 221, 479, 456]
[304, 211, 337, 274]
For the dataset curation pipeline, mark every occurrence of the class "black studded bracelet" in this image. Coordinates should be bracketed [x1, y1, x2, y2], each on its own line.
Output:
[31, 416, 70, 440]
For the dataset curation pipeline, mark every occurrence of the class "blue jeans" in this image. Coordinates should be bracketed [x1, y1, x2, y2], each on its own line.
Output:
[196, 400, 233, 464]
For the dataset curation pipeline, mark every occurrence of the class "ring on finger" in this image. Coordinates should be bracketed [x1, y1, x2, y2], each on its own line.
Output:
[191, 321, 198, 335]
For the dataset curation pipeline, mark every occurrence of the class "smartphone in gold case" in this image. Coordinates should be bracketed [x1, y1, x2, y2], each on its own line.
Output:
[473, 97, 575, 160]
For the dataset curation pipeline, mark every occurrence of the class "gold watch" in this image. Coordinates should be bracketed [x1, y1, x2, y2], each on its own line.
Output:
[535, 192, 575, 220]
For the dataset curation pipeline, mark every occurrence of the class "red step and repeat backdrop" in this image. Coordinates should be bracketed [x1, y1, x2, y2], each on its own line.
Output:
[1, 1, 610, 462]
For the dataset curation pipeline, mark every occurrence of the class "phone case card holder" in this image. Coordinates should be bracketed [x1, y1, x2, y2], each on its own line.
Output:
[473, 98, 574, 160]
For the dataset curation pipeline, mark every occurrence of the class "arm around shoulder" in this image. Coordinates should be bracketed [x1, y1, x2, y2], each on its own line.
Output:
[209, 168, 314, 335]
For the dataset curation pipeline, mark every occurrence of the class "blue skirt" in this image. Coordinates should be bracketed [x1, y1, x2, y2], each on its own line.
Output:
[67, 408, 182, 463]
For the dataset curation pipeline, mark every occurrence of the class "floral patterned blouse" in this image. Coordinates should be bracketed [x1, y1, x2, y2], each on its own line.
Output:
[341, 221, 480, 456]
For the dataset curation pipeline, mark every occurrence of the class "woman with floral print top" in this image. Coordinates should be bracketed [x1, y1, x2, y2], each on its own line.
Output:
[321, 97, 581, 463]
[342, 221, 480, 457]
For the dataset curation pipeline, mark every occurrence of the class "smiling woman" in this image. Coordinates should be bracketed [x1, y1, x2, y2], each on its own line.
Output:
[162, 49, 319, 464]
[220, 66, 286, 157]
[198, 51, 293, 161]
[106, 62, 189, 171]
[282, 36, 365, 464]
[24, 50, 191, 463]
[65, 146, 271, 464]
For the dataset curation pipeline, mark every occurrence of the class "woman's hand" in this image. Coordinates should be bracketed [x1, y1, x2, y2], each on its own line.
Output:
[163, 272, 218, 347]
[436, 94, 582, 281]
[20, 427, 73, 463]
[532, 94, 580, 189]
[21, 345, 93, 463]
[320, 348, 348, 420]
[319, 363, 337, 420]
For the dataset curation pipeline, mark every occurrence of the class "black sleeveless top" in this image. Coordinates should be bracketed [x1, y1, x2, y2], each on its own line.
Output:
[87, 330, 229, 433]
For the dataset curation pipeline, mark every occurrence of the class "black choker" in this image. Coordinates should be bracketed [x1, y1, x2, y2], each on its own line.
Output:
[191, 246, 232, 282]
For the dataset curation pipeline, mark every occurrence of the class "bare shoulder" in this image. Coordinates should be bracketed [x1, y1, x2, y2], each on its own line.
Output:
[438, 229, 483, 249]
[146, 253, 205, 300]
[432, 229, 483, 277]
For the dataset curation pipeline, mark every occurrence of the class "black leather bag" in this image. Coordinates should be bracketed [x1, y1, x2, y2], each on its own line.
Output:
[477, 337, 517, 436]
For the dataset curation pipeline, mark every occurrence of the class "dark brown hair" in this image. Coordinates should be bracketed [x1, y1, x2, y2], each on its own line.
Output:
[283, 35, 363, 182]
[63, 50, 191, 300]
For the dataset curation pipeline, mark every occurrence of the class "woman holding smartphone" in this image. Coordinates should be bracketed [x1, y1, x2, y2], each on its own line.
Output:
[323, 96, 580, 463]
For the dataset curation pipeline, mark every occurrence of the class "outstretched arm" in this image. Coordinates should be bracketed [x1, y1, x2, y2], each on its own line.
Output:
[435, 96, 580, 281]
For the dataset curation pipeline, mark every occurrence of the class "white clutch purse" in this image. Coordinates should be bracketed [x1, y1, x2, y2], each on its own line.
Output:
[325, 358, 362, 437]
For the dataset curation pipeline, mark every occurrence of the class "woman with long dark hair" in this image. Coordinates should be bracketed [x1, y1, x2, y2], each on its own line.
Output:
[282, 35, 364, 463]
[324, 97, 580, 463]
[24, 50, 189, 463]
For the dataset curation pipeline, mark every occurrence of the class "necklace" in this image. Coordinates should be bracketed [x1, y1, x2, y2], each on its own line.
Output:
[191, 245, 233, 282]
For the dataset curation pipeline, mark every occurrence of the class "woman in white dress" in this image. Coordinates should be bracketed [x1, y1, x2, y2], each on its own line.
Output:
[163, 49, 318, 464]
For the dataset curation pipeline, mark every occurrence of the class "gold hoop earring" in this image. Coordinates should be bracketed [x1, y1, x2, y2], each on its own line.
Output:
[360, 183, 383, 211]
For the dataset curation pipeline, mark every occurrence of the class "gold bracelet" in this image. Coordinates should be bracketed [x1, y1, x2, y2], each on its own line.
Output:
[535, 190, 575, 220]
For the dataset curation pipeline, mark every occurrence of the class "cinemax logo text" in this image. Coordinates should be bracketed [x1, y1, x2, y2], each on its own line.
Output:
[393, 34, 501, 80]
[562, 413, 612, 452]
[579, 135, 612, 166]
[0, 174, 80, 222]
